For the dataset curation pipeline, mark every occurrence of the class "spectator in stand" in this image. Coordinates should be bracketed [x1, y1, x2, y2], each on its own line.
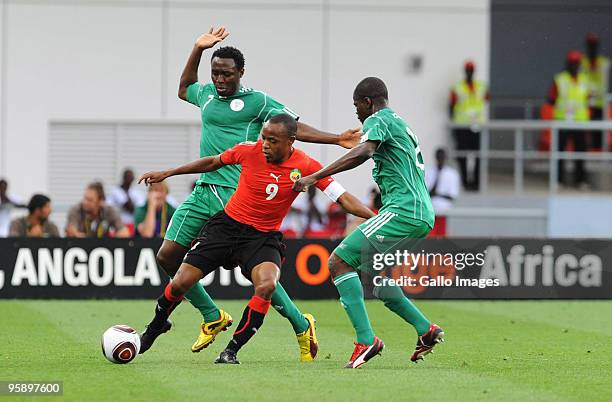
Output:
[425, 148, 460, 214]
[0, 179, 26, 237]
[326, 202, 347, 238]
[135, 182, 176, 238]
[107, 168, 145, 231]
[279, 199, 304, 238]
[367, 186, 382, 213]
[345, 186, 382, 235]
[581, 33, 610, 150]
[281, 187, 328, 237]
[303, 186, 327, 236]
[9, 194, 59, 237]
[547, 50, 590, 188]
[65, 181, 130, 238]
[450, 60, 489, 191]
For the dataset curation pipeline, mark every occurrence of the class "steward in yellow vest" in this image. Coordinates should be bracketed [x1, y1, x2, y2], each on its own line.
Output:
[450, 61, 489, 191]
[582, 33, 610, 110]
[450, 61, 488, 125]
[546, 50, 589, 187]
[552, 70, 590, 121]
[581, 33, 610, 150]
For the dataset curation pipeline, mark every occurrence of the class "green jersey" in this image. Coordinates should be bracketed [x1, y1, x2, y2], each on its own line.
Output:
[361, 107, 435, 227]
[186, 82, 298, 188]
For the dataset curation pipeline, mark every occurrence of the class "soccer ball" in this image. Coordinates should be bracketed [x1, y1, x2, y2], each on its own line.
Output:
[101, 325, 141, 364]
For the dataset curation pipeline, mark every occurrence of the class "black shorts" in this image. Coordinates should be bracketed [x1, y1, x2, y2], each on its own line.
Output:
[183, 211, 285, 278]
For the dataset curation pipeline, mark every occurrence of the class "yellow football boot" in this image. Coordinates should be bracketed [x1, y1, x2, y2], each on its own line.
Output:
[191, 309, 233, 353]
[296, 313, 318, 362]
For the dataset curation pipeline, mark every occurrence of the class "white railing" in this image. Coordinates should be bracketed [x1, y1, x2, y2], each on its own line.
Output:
[448, 120, 612, 193]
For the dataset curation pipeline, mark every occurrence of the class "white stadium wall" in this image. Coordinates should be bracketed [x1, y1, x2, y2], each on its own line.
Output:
[0, 0, 489, 204]
[0, 0, 5, 176]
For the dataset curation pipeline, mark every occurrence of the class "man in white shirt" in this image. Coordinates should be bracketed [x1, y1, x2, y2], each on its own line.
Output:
[425, 148, 460, 214]
[0, 179, 26, 237]
[106, 168, 146, 226]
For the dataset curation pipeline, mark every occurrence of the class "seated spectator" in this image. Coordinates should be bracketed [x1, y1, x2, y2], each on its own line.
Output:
[107, 168, 145, 229]
[280, 187, 328, 237]
[326, 202, 347, 238]
[426, 148, 460, 238]
[135, 182, 176, 238]
[65, 182, 130, 238]
[303, 186, 327, 236]
[345, 186, 382, 235]
[0, 178, 26, 237]
[280, 200, 304, 238]
[9, 194, 59, 237]
[368, 186, 382, 213]
[425, 148, 460, 214]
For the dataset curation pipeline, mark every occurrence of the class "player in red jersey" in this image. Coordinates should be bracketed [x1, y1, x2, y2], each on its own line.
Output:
[138, 114, 375, 363]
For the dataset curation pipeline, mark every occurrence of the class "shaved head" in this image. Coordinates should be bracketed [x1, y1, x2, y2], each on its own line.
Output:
[353, 77, 388, 101]
[353, 77, 389, 122]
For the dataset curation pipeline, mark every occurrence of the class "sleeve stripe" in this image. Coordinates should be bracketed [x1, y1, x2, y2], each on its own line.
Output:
[282, 107, 299, 119]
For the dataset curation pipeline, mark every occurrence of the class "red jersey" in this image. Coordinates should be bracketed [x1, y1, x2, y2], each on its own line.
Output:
[220, 140, 344, 232]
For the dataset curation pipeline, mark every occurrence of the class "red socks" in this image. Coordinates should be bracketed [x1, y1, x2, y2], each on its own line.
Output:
[226, 296, 271, 353]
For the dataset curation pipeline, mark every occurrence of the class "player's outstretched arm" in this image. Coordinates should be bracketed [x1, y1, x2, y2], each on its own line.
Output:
[138, 156, 224, 185]
[296, 121, 361, 149]
[336, 192, 376, 220]
[178, 26, 230, 101]
[293, 140, 379, 192]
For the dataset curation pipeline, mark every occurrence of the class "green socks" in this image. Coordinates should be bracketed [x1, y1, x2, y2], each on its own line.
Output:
[373, 282, 430, 335]
[332, 271, 430, 342]
[271, 283, 309, 334]
[183, 282, 221, 322]
[333, 272, 375, 345]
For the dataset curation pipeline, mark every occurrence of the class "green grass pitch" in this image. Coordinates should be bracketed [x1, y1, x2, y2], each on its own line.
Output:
[1, 300, 611, 402]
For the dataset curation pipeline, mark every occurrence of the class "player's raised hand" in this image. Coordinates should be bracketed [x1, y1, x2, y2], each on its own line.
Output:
[138, 171, 169, 186]
[195, 26, 230, 50]
[292, 175, 318, 192]
[338, 127, 362, 149]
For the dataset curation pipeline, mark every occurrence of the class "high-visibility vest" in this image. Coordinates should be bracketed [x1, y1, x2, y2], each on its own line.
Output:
[553, 71, 589, 121]
[452, 80, 487, 124]
[580, 55, 610, 109]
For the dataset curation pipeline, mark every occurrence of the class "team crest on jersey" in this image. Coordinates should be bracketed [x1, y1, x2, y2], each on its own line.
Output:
[230, 99, 245, 112]
[289, 169, 302, 182]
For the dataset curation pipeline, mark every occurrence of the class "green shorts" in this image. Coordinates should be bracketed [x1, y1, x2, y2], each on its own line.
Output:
[334, 209, 432, 274]
[165, 184, 235, 248]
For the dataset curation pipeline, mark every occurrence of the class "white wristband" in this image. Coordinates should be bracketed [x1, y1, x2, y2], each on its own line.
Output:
[323, 181, 346, 202]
